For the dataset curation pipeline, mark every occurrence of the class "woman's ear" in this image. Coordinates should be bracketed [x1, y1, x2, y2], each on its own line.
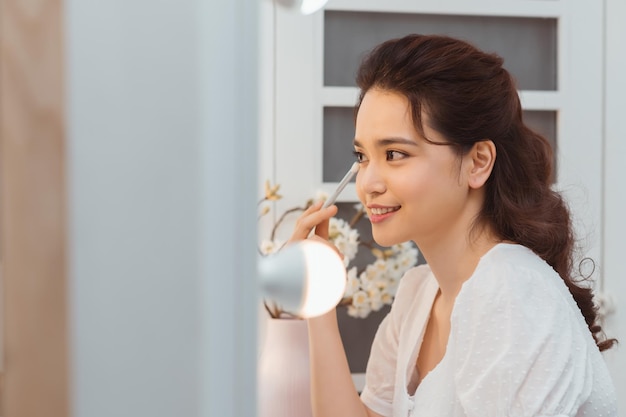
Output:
[467, 140, 496, 189]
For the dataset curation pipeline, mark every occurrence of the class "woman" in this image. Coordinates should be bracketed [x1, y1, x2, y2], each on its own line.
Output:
[289, 34, 617, 417]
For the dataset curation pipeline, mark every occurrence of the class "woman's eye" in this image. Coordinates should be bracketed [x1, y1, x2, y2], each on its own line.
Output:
[386, 150, 406, 160]
[353, 151, 366, 163]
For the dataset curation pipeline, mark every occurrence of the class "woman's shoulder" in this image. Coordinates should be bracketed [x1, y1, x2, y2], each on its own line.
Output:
[448, 244, 611, 416]
[454, 243, 586, 336]
[464, 243, 566, 299]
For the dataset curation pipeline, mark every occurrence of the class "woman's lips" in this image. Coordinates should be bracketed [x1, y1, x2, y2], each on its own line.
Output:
[368, 206, 400, 223]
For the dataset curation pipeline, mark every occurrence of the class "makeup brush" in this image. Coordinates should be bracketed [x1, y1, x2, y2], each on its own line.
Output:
[322, 162, 360, 209]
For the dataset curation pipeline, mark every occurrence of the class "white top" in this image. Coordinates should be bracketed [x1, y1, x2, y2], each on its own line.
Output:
[361, 243, 617, 417]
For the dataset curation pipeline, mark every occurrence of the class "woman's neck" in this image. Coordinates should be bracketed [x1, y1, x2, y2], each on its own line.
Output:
[418, 225, 500, 304]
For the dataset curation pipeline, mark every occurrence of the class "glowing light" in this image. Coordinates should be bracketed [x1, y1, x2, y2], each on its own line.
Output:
[259, 240, 346, 318]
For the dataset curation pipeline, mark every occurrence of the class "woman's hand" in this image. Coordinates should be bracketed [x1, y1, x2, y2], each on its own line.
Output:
[287, 201, 343, 259]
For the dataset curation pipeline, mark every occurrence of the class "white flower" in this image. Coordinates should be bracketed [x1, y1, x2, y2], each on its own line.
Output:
[344, 267, 360, 298]
[260, 239, 283, 255]
[385, 276, 400, 295]
[340, 240, 419, 318]
[347, 289, 371, 318]
[369, 259, 388, 280]
[351, 290, 369, 307]
[347, 303, 371, 319]
[594, 291, 616, 322]
[380, 290, 394, 306]
[367, 289, 384, 312]
[328, 217, 360, 264]
[394, 243, 419, 265]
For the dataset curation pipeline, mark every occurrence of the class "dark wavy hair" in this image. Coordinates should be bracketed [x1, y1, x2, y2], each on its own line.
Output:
[355, 34, 615, 351]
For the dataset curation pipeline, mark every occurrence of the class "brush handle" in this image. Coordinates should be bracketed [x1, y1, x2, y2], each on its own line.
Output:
[322, 162, 359, 209]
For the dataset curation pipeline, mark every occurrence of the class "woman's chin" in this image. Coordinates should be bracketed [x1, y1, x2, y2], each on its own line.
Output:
[371, 233, 404, 248]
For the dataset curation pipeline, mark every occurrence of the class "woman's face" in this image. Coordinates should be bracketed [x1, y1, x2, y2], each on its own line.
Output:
[354, 88, 475, 248]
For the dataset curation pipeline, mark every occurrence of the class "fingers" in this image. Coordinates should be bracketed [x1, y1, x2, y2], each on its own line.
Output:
[286, 201, 344, 261]
[288, 201, 338, 243]
[314, 211, 330, 240]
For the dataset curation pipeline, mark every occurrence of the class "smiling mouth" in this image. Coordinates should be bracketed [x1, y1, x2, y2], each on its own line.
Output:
[370, 206, 400, 215]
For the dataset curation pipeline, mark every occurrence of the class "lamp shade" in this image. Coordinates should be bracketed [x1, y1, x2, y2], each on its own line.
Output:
[259, 240, 346, 318]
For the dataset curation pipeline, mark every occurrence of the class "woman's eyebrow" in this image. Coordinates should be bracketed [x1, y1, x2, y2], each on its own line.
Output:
[353, 137, 418, 148]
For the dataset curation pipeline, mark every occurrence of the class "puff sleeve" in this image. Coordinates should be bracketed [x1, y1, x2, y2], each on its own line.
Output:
[360, 265, 438, 417]
[450, 262, 594, 417]
[360, 289, 400, 417]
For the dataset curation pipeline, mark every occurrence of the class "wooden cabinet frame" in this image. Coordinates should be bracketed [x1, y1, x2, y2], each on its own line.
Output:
[0, 0, 69, 416]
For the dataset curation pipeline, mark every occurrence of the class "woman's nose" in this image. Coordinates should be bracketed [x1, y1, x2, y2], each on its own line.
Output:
[356, 163, 386, 196]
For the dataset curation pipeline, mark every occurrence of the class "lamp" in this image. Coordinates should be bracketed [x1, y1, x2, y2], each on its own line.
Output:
[274, 0, 329, 15]
[259, 240, 346, 318]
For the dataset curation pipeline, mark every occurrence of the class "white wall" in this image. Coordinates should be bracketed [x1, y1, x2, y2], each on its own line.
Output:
[603, 0, 626, 408]
[66, 1, 258, 416]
